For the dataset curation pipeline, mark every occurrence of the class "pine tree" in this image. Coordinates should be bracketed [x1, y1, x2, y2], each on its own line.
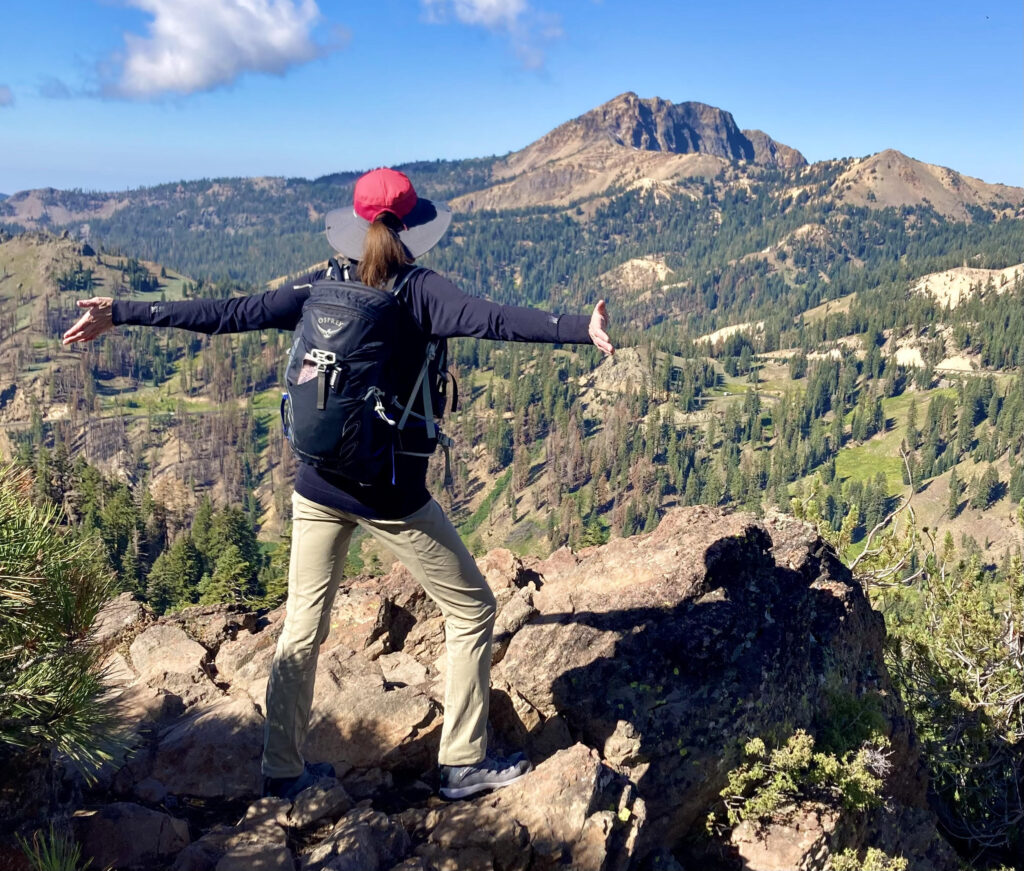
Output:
[197, 545, 252, 606]
[948, 469, 963, 518]
[0, 465, 120, 775]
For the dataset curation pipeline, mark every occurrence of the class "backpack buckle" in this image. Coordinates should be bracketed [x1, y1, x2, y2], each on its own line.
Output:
[311, 349, 336, 370]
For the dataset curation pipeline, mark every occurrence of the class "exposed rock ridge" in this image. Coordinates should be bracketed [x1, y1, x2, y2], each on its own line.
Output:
[500, 92, 806, 178]
[7, 507, 959, 871]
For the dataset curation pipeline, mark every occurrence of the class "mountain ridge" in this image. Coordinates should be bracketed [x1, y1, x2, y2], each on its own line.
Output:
[2, 92, 1020, 243]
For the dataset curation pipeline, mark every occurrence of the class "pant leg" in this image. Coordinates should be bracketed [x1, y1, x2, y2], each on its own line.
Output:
[357, 498, 496, 767]
[262, 491, 355, 778]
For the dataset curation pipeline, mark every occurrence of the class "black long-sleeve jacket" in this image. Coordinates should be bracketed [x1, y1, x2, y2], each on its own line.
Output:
[113, 264, 593, 518]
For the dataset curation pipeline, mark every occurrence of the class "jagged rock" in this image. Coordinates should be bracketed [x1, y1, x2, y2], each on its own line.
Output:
[172, 798, 290, 871]
[491, 590, 536, 665]
[72, 802, 189, 869]
[288, 780, 353, 829]
[66, 507, 957, 871]
[99, 650, 136, 687]
[322, 582, 394, 655]
[127, 622, 222, 709]
[490, 507, 953, 869]
[214, 611, 282, 710]
[304, 647, 440, 773]
[339, 767, 392, 802]
[730, 806, 838, 871]
[422, 743, 640, 871]
[133, 776, 168, 803]
[303, 806, 412, 871]
[91, 592, 151, 655]
[149, 694, 264, 799]
[163, 602, 260, 654]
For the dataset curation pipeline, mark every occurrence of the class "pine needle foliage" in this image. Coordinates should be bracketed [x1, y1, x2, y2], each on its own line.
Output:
[0, 464, 120, 776]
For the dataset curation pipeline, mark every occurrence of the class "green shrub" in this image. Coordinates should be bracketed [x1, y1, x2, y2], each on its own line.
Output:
[717, 729, 888, 829]
[831, 847, 908, 871]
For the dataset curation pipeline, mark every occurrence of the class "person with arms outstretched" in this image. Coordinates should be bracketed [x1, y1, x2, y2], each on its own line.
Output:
[64, 168, 614, 800]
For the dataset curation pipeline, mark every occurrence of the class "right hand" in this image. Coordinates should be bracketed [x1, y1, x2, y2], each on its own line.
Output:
[63, 297, 114, 345]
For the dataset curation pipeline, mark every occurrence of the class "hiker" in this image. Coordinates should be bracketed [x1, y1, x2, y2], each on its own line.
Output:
[63, 167, 614, 801]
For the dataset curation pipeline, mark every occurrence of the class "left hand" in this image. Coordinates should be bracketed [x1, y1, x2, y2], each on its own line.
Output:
[589, 299, 614, 356]
[62, 297, 114, 345]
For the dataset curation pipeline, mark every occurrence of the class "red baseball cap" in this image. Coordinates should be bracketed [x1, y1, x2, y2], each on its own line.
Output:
[326, 168, 452, 260]
[352, 168, 419, 225]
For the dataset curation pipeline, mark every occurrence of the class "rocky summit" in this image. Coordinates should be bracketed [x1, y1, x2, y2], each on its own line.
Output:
[14, 508, 958, 870]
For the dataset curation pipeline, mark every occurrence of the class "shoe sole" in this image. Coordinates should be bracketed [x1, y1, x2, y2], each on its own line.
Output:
[439, 768, 530, 800]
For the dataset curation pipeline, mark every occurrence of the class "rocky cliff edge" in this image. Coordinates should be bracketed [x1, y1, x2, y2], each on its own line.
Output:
[8, 507, 958, 871]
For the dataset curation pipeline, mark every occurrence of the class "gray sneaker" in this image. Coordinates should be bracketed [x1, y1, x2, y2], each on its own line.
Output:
[439, 754, 532, 799]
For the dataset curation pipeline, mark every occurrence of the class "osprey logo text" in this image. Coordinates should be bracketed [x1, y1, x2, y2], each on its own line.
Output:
[315, 316, 347, 339]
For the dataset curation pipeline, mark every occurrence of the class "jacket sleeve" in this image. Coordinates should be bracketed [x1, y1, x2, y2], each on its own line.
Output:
[412, 270, 592, 344]
[110, 278, 317, 334]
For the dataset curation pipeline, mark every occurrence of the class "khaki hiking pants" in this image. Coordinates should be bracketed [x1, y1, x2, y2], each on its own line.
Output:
[262, 491, 497, 778]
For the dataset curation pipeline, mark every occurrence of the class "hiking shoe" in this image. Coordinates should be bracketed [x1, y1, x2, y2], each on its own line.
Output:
[439, 753, 532, 799]
[262, 761, 336, 800]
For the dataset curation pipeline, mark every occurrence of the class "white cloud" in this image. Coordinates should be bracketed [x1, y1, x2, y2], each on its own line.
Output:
[0, 85, 14, 107]
[421, 0, 559, 68]
[106, 0, 333, 98]
[450, 0, 527, 28]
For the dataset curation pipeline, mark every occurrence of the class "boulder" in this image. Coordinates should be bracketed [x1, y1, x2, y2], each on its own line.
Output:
[51, 507, 959, 871]
[492, 507, 952, 868]
[172, 797, 290, 871]
[422, 743, 639, 871]
[730, 805, 838, 871]
[130, 623, 207, 675]
[302, 807, 412, 871]
[72, 802, 189, 870]
[304, 647, 441, 773]
[215, 843, 295, 871]
[149, 694, 265, 799]
[214, 614, 281, 711]
[288, 780, 353, 829]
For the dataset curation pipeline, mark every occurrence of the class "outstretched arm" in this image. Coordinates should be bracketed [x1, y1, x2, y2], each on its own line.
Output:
[62, 280, 318, 345]
[413, 271, 614, 355]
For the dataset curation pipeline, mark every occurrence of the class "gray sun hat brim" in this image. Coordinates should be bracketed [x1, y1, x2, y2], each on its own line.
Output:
[325, 197, 452, 261]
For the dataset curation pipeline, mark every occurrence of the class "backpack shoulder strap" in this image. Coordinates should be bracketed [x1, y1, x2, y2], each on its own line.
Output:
[326, 257, 352, 281]
[386, 265, 424, 295]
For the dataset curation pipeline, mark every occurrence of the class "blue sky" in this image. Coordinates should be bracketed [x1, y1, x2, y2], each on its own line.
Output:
[0, 0, 1020, 194]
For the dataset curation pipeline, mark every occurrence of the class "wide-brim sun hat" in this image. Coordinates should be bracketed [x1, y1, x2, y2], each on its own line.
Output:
[325, 167, 452, 260]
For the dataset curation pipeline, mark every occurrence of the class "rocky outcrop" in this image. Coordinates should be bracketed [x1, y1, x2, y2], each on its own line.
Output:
[502, 93, 805, 177]
[15, 508, 959, 871]
[453, 93, 806, 211]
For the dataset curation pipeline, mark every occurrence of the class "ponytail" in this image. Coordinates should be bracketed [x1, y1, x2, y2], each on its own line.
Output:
[358, 214, 411, 289]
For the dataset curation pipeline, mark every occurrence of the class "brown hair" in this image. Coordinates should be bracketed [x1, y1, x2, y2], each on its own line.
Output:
[358, 213, 411, 289]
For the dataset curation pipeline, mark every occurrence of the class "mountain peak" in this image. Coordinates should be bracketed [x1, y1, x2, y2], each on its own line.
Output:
[564, 93, 806, 167]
